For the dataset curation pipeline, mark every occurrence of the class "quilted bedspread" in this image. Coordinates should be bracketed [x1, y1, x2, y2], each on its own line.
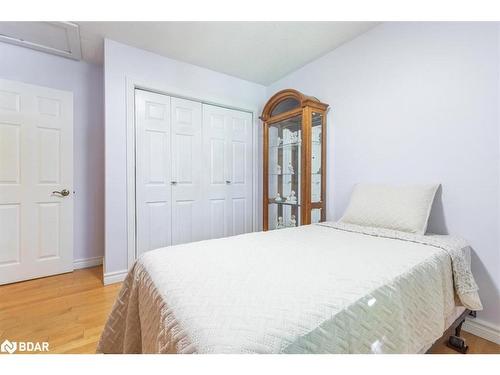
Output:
[97, 223, 482, 354]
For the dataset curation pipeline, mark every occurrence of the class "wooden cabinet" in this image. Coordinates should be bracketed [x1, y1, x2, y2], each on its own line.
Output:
[261, 89, 329, 231]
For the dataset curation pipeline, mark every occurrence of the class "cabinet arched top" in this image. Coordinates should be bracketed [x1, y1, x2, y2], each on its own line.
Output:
[260, 89, 329, 122]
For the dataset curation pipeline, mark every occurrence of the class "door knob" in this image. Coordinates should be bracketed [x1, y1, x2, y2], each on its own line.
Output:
[225, 180, 231, 184]
[171, 181, 178, 185]
[53, 189, 70, 197]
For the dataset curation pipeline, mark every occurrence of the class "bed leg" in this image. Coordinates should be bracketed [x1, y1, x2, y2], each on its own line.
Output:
[446, 318, 469, 354]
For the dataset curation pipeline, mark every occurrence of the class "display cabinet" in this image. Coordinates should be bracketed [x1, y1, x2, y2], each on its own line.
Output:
[261, 89, 329, 231]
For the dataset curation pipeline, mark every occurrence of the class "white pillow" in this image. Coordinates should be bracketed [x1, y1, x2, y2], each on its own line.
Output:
[340, 184, 439, 235]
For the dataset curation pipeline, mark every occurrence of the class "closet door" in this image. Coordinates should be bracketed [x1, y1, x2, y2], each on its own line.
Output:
[135, 90, 172, 257]
[203, 105, 230, 239]
[203, 104, 253, 239]
[225, 108, 253, 236]
[170, 97, 203, 245]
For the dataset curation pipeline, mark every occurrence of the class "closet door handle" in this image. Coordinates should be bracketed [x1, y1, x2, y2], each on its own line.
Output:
[171, 181, 178, 185]
[225, 180, 231, 185]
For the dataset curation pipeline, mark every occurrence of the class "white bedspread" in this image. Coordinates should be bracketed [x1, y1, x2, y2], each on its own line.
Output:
[97, 223, 482, 354]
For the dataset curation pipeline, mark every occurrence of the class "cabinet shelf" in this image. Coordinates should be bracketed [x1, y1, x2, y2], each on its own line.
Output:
[269, 172, 321, 176]
[270, 142, 301, 149]
[273, 224, 298, 230]
[270, 140, 321, 149]
[268, 200, 300, 207]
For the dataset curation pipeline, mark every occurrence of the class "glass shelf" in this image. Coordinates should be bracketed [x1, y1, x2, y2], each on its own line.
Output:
[268, 200, 300, 206]
[273, 224, 298, 230]
[270, 141, 321, 149]
[270, 172, 320, 176]
[270, 142, 302, 149]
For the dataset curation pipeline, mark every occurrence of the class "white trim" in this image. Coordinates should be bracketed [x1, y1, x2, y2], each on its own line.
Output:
[103, 269, 128, 285]
[126, 78, 136, 270]
[463, 317, 500, 345]
[73, 256, 103, 270]
[125, 76, 260, 269]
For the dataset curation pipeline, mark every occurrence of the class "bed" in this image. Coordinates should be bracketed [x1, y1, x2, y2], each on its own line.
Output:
[97, 221, 482, 354]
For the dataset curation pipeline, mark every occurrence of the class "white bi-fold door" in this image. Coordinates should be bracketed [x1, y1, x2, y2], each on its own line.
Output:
[135, 90, 253, 258]
[170, 97, 204, 245]
[0, 79, 73, 285]
[135, 90, 172, 257]
[202, 104, 253, 240]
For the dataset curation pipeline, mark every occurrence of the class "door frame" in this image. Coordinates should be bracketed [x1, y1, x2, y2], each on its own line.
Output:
[125, 77, 260, 269]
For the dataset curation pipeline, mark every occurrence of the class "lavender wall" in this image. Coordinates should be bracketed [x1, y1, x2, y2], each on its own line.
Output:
[0, 42, 105, 263]
[268, 22, 500, 328]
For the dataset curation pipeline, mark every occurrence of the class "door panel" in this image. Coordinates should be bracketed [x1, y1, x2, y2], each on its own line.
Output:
[146, 130, 168, 184]
[226, 109, 253, 236]
[203, 104, 253, 238]
[208, 199, 226, 239]
[38, 127, 61, 184]
[0, 122, 20, 183]
[0, 203, 20, 265]
[203, 105, 229, 239]
[135, 90, 172, 256]
[170, 97, 203, 245]
[232, 197, 247, 236]
[37, 202, 60, 259]
[210, 139, 225, 184]
[231, 141, 246, 184]
[147, 201, 170, 251]
[0, 79, 73, 285]
[173, 200, 194, 244]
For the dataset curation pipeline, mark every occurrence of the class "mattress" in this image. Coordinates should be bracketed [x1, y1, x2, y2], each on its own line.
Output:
[97, 222, 481, 354]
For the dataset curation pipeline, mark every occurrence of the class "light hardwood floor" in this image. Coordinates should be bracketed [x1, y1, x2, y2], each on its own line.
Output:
[0, 266, 120, 354]
[0, 266, 499, 354]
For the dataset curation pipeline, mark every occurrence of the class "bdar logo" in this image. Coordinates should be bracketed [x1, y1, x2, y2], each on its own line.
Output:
[1, 339, 17, 354]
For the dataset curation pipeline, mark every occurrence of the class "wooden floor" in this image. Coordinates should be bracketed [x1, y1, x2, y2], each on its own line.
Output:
[0, 266, 499, 354]
[0, 266, 121, 354]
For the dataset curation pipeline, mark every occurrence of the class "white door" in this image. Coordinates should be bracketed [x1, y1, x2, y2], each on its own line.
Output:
[203, 104, 253, 239]
[170, 97, 203, 245]
[226, 108, 253, 236]
[203, 105, 228, 239]
[135, 89, 172, 257]
[0, 79, 73, 284]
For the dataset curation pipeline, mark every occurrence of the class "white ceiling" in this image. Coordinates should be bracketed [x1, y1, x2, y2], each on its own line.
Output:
[76, 22, 379, 85]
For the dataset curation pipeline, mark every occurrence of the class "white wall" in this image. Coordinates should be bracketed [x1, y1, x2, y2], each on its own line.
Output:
[0, 42, 104, 264]
[268, 22, 500, 327]
[104, 39, 266, 276]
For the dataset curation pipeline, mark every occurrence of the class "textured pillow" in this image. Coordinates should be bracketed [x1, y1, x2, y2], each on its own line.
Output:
[340, 184, 439, 235]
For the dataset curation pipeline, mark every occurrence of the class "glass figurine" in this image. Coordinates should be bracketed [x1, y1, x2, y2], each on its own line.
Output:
[287, 190, 297, 204]
[277, 216, 284, 229]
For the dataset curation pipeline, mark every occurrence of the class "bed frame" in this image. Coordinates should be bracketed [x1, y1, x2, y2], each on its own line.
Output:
[427, 309, 475, 354]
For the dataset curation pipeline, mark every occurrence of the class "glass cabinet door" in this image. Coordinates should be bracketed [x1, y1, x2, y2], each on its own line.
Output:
[267, 115, 302, 230]
[311, 112, 323, 204]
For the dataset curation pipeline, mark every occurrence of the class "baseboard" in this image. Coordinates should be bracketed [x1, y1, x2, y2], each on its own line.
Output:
[103, 269, 128, 285]
[73, 256, 103, 270]
[463, 317, 500, 345]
